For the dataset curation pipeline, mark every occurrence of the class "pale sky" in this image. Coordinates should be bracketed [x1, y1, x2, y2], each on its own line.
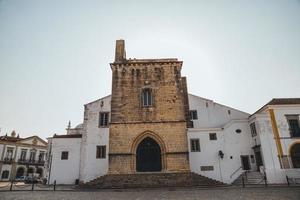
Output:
[0, 0, 300, 140]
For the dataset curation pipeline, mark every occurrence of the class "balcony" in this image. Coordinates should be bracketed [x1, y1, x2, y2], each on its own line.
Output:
[17, 159, 45, 165]
[3, 157, 14, 164]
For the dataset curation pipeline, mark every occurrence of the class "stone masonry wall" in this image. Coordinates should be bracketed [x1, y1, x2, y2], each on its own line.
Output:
[109, 40, 190, 174]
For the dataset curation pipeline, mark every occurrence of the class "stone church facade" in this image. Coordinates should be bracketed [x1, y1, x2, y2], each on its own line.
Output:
[45, 40, 300, 185]
[109, 40, 190, 174]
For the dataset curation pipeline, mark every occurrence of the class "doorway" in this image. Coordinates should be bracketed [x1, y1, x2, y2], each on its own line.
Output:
[136, 137, 162, 172]
[241, 155, 251, 170]
[254, 151, 263, 171]
[290, 143, 300, 168]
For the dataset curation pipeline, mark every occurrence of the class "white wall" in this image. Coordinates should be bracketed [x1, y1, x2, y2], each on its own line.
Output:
[49, 138, 81, 184]
[188, 94, 249, 128]
[188, 120, 254, 184]
[79, 96, 110, 183]
[252, 105, 300, 183]
[188, 94, 253, 184]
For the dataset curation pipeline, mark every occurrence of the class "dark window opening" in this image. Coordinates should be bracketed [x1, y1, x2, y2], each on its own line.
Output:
[142, 88, 153, 107]
[286, 115, 300, 137]
[1, 170, 9, 179]
[250, 122, 257, 137]
[189, 110, 198, 120]
[236, 129, 242, 134]
[61, 151, 69, 160]
[190, 139, 200, 152]
[99, 112, 109, 127]
[209, 133, 217, 140]
[96, 146, 106, 159]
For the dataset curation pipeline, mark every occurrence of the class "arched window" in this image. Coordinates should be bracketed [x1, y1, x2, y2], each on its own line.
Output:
[1, 170, 9, 179]
[142, 88, 153, 107]
[291, 144, 300, 168]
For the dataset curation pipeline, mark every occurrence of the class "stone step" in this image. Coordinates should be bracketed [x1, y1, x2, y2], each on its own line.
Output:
[232, 171, 265, 185]
[81, 172, 224, 189]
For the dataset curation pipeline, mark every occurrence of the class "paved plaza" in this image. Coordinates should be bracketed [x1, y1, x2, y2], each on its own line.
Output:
[0, 187, 300, 200]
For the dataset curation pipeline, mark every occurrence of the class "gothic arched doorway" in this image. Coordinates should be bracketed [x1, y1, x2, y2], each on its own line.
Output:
[136, 137, 162, 172]
[291, 143, 300, 168]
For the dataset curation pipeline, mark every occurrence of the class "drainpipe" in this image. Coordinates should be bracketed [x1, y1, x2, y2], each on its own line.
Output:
[47, 155, 52, 185]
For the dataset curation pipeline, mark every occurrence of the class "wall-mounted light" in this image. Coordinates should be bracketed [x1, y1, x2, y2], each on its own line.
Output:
[219, 150, 224, 159]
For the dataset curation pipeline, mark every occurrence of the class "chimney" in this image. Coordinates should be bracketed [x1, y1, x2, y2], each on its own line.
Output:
[114, 39, 126, 63]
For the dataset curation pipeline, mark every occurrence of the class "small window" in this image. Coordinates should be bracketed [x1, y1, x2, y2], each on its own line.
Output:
[99, 112, 109, 127]
[209, 133, 217, 140]
[187, 121, 194, 128]
[96, 146, 106, 159]
[142, 88, 153, 107]
[29, 150, 36, 162]
[189, 110, 198, 120]
[61, 151, 69, 160]
[286, 115, 300, 137]
[190, 139, 200, 152]
[200, 166, 214, 171]
[1, 170, 9, 179]
[5, 147, 14, 159]
[236, 129, 242, 134]
[250, 122, 257, 137]
[38, 151, 45, 162]
[20, 149, 27, 161]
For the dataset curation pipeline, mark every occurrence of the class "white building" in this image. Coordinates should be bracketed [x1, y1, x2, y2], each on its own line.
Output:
[45, 41, 300, 185]
[0, 131, 48, 181]
[249, 99, 300, 183]
[46, 94, 300, 185]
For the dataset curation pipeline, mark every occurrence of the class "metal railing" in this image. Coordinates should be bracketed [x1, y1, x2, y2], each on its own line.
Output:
[230, 166, 243, 179]
[17, 159, 45, 165]
[0, 179, 77, 191]
[3, 158, 14, 164]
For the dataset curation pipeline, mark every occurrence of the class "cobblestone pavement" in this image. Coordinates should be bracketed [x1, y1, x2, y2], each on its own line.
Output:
[1, 187, 300, 200]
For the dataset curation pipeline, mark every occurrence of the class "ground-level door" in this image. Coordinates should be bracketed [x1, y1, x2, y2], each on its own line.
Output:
[136, 137, 162, 172]
[241, 155, 251, 170]
[253, 145, 264, 171]
[254, 151, 263, 171]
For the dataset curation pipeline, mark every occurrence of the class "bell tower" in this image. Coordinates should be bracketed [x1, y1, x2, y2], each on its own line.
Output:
[108, 40, 190, 174]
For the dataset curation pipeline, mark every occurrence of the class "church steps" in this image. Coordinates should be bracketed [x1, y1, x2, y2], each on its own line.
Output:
[80, 172, 224, 189]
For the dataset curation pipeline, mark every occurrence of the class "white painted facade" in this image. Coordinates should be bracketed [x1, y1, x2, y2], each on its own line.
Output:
[46, 94, 300, 185]
[46, 96, 111, 184]
[249, 104, 300, 184]
[47, 137, 81, 184]
[187, 94, 254, 184]
[0, 134, 47, 181]
[79, 96, 110, 183]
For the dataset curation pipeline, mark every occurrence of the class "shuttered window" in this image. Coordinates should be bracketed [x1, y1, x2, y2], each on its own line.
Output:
[142, 88, 153, 107]
[190, 139, 200, 152]
[96, 146, 106, 159]
[99, 112, 109, 127]
[189, 110, 198, 120]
